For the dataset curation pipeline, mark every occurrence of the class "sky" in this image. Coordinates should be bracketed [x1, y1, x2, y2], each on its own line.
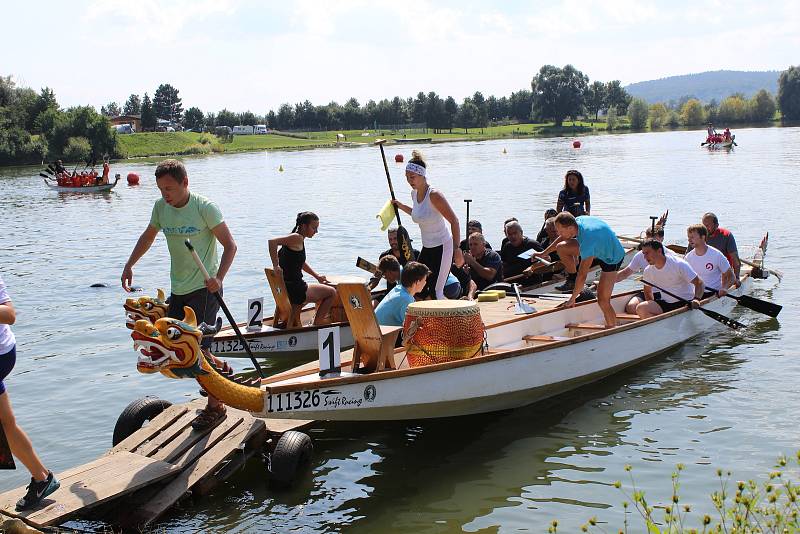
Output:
[3, 0, 799, 114]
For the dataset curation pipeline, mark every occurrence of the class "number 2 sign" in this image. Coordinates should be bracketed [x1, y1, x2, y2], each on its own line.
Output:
[247, 297, 264, 332]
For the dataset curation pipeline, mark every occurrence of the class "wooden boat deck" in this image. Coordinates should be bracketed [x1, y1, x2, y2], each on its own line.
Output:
[0, 399, 312, 530]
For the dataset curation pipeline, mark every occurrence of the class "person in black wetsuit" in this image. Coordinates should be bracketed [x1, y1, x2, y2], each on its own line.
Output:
[379, 227, 420, 266]
[268, 211, 336, 325]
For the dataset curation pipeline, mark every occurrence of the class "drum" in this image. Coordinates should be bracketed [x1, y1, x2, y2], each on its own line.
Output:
[403, 300, 485, 367]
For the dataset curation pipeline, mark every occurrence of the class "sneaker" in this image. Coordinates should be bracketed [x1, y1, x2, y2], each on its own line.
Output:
[555, 279, 575, 292]
[16, 471, 60, 511]
[191, 405, 226, 430]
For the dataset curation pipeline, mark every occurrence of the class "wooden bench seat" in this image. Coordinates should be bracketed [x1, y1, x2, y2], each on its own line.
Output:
[522, 334, 571, 343]
[565, 323, 607, 330]
[615, 313, 640, 322]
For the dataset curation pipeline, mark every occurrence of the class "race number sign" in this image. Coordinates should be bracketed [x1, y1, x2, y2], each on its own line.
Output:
[246, 297, 264, 332]
[318, 326, 341, 377]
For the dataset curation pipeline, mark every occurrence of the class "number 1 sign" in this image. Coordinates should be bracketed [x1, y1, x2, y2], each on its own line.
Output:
[318, 326, 341, 377]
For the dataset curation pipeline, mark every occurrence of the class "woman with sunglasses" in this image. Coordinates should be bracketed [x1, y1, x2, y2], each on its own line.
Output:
[556, 170, 590, 217]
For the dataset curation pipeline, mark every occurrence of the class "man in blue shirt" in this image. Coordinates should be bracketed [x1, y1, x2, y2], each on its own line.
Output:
[536, 213, 624, 328]
[375, 262, 430, 326]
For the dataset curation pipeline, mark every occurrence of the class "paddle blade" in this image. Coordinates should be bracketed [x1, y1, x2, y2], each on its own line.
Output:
[737, 294, 782, 318]
[39, 173, 49, 179]
[396, 225, 414, 263]
[356, 257, 379, 275]
[699, 307, 746, 330]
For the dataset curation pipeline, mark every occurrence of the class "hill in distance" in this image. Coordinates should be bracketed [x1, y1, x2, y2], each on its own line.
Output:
[625, 70, 780, 104]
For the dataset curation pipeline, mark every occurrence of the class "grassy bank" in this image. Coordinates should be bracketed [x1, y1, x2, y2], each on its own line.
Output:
[115, 119, 635, 160]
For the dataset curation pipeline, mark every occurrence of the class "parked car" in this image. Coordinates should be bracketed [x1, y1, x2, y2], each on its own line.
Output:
[114, 124, 134, 134]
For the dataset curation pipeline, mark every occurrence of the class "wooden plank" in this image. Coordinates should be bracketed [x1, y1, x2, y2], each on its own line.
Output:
[134, 408, 204, 458]
[108, 403, 190, 455]
[565, 323, 607, 330]
[522, 335, 571, 342]
[0, 452, 178, 527]
[123, 418, 267, 528]
[615, 313, 640, 321]
[152, 414, 244, 465]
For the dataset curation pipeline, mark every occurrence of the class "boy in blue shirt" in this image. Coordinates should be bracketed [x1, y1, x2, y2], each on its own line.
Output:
[375, 262, 430, 326]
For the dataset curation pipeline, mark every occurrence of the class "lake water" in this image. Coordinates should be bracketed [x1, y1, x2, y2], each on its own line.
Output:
[1, 126, 798, 532]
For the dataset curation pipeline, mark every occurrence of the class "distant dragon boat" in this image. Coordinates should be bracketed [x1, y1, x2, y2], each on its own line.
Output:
[44, 175, 121, 192]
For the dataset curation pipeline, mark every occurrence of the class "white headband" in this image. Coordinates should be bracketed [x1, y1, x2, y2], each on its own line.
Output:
[405, 162, 426, 177]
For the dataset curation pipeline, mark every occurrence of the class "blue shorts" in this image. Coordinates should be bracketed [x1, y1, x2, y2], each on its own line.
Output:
[0, 345, 16, 395]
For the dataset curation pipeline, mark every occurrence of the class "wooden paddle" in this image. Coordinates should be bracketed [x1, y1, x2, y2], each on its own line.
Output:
[375, 139, 414, 264]
[184, 239, 265, 378]
[706, 288, 781, 318]
[356, 257, 379, 275]
[642, 280, 745, 330]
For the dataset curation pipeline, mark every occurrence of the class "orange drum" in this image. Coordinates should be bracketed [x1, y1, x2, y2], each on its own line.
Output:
[403, 300, 485, 367]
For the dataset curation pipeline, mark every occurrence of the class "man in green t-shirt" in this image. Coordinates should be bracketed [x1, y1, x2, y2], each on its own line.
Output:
[121, 159, 238, 430]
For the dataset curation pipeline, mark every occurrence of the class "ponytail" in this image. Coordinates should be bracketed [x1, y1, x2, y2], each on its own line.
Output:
[292, 211, 319, 233]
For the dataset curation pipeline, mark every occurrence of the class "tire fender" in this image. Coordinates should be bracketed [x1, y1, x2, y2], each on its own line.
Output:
[112, 397, 172, 446]
[268, 430, 313, 487]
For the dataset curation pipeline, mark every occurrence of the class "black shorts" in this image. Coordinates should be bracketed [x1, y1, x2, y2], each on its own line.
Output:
[0, 346, 16, 395]
[654, 298, 686, 313]
[597, 258, 623, 273]
[284, 280, 308, 306]
[168, 287, 222, 349]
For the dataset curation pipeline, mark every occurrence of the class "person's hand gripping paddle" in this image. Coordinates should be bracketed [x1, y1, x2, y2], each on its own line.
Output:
[375, 139, 413, 263]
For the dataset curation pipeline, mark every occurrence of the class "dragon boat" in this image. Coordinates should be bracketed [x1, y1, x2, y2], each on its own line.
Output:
[44, 175, 121, 192]
[133, 245, 637, 358]
[129, 245, 771, 422]
[704, 135, 735, 150]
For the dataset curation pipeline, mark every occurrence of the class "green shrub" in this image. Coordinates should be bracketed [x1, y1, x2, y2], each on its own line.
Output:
[62, 136, 91, 162]
[197, 134, 212, 145]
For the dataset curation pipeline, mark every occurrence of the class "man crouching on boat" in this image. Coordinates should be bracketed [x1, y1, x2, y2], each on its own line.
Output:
[637, 240, 704, 319]
[536, 212, 625, 328]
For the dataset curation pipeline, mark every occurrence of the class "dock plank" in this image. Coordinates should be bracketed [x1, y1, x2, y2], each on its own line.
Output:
[134, 408, 204, 458]
[109, 402, 191, 455]
[0, 452, 178, 527]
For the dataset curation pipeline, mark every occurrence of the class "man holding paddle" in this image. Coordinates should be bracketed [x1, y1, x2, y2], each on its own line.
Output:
[685, 224, 736, 297]
[121, 159, 238, 430]
[637, 240, 704, 319]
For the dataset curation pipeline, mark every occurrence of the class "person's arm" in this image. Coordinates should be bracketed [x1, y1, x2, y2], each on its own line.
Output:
[121, 225, 159, 291]
[0, 300, 15, 325]
[727, 234, 741, 281]
[537, 235, 564, 258]
[267, 233, 303, 278]
[209, 222, 237, 293]
[391, 199, 412, 215]
[464, 253, 497, 281]
[556, 193, 565, 214]
[584, 198, 591, 216]
[302, 262, 327, 283]
[615, 266, 634, 282]
[690, 276, 704, 307]
[719, 268, 734, 295]
[643, 283, 654, 302]
[429, 191, 463, 267]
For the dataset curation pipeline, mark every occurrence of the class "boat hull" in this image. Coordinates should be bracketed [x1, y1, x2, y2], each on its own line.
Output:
[259, 279, 748, 421]
[44, 177, 120, 192]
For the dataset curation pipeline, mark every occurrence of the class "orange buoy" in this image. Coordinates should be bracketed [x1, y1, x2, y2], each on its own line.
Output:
[572, 140, 581, 148]
[127, 172, 140, 185]
[395, 153, 404, 162]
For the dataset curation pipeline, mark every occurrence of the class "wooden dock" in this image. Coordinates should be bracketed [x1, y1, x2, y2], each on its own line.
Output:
[0, 399, 312, 531]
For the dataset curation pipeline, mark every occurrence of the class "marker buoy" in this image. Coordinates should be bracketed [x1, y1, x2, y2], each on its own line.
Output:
[278, 165, 284, 172]
[502, 148, 507, 154]
[395, 154, 404, 162]
[127, 172, 140, 185]
[572, 140, 581, 149]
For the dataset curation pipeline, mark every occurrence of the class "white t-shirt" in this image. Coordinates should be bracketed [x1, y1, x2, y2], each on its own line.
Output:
[0, 275, 16, 354]
[643, 255, 699, 303]
[685, 246, 731, 291]
[627, 247, 677, 273]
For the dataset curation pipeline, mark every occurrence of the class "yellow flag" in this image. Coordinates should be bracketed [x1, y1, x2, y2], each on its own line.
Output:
[376, 200, 396, 231]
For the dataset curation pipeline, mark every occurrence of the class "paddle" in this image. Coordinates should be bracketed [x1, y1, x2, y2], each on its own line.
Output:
[375, 139, 413, 263]
[39, 172, 51, 179]
[356, 256, 379, 275]
[465, 199, 472, 229]
[44, 167, 55, 175]
[706, 287, 781, 318]
[642, 280, 745, 330]
[184, 239, 265, 379]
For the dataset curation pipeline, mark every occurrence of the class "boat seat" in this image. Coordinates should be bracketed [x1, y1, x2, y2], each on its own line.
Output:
[615, 313, 640, 322]
[522, 335, 571, 343]
[264, 268, 301, 329]
[336, 282, 402, 373]
[565, 323, 607, 331]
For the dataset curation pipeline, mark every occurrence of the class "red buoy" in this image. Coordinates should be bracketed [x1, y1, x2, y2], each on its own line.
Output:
[395, 153, 404, 162]
[572, 140, 581, 148]
[127, 172, 140, 185]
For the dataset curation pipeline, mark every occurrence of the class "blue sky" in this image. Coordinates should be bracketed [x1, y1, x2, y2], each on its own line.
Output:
[3, 0, 798, 114]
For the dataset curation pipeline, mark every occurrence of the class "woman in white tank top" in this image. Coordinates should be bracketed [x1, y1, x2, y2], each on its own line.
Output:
[392, 151, 463, 299]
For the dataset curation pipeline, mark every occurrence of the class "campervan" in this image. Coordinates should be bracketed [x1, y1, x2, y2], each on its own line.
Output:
[255, 124, 268, 134]
[232, 125, 254, 135]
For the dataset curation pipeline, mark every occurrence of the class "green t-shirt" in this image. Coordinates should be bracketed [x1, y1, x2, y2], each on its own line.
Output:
[149, 192, 224, 295]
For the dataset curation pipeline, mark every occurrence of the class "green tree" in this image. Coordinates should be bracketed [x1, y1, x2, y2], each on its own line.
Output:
[457, 98, 479, 133]
[509, 89, 532, 122]
[275, 104, 294, 129]
[530, 64, 588, 126]
[343, 97, 362, 129]
[152, 83, 183, 122]
[266, 110, 277, 129]
[666, 110, 680, 128]
[717, 95, 748, 123]
[411, 92, 426, 124]
[778, 66, 800, 120]
[183, 107, 204, 131]
[605, 80, 631, 115]
[0, 75, 14, 107]
[605, 107, 618, 130]
[62, 136, 91, 162]
[42, 106, 119, 160]
[444, 96, 458, 132]
[648, 103, 669, 128]
[586, 80, 607, 122]
[101, 102, 121, 117]
[216, 108, 238, 127]
[627, 98, 649, 129]
[123, 94, 141, 115]
[239, 110, 257, 126]
[472, 91, 489, 128]
[748, 89, 776, 122]
[680, 98, 706, 126]
[140, 93, 156, 131]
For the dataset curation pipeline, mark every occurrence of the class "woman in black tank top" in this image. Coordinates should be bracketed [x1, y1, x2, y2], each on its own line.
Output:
[268, 212, 337, 325]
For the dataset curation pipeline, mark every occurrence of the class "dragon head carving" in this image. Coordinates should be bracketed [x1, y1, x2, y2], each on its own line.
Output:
[132, 306, 207, 379]
[124, 288, 168, 329]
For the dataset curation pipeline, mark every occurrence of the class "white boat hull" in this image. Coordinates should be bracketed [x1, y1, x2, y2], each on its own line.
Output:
[259, 279, 748, 421]
[44, 176, 120, 192]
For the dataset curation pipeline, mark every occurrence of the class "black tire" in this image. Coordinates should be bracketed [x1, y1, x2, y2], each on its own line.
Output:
[268, 431, 313, 488]
[112, 397, 172, 446]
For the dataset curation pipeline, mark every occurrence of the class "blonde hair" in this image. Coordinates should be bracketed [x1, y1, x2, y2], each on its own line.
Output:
[409, 150, 426, 168]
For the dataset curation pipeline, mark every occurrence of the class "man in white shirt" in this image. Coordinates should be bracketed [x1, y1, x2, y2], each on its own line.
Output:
[637, 240, 705, 319]
[684, 224, 736, 298]
[616, 225, 675, 313]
